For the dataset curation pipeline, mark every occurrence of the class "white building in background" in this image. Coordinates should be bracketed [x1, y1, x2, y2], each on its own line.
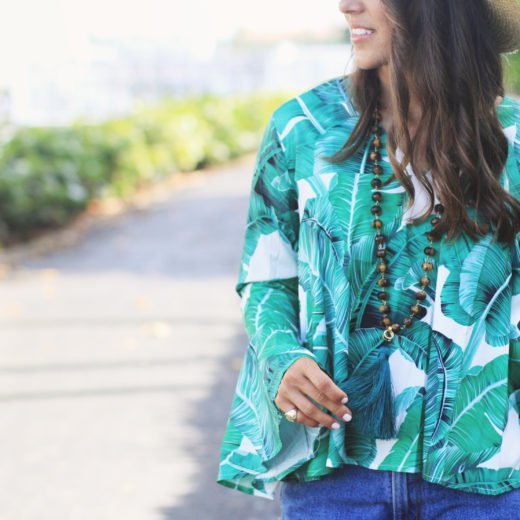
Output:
[3, 33, 354, 127]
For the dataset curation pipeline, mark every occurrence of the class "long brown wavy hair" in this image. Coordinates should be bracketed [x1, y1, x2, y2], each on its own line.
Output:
[324, 0, 520, 247]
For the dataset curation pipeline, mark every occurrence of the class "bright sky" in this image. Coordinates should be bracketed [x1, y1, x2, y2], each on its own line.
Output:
[0, 0, 345, 80]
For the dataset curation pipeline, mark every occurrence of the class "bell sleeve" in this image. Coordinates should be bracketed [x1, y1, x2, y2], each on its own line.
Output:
[235, 115, 318, 404]
[511, 233, 520, 396]
[216, 115, 321, 499]
[509, 114, 520, 397]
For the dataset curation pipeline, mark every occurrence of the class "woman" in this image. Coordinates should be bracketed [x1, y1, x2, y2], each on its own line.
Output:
[217, 0, 520, 518]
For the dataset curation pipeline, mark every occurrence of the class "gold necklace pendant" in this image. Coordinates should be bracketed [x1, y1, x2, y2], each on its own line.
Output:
[383, 326, 394, 342]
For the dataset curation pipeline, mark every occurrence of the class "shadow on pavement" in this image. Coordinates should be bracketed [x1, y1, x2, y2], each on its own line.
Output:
[157, 327, 281, 520]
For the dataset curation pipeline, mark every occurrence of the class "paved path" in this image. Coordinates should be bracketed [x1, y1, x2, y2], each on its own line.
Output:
[0, 157, 281, 520]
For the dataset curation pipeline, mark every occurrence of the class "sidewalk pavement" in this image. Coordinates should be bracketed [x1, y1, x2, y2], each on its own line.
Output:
[0, 156, 281, 520]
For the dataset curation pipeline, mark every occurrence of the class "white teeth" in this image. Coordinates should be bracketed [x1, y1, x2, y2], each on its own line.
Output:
[351, 28, 375, 35]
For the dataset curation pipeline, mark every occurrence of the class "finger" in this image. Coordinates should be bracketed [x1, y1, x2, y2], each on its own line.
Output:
[290, 390, 341, 430]
[299, 377, 353, 423]
[276, 396, 321, 428]
[302, 363, 349, 405]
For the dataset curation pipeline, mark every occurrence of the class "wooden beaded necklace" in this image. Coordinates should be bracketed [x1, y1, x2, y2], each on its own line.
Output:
[341, 102, 445, 441]
[370, 103, 445, 343]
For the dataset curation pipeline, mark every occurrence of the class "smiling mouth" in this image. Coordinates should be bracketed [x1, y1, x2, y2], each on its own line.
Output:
[351, 28, 376, 35]
[350, 29, 376, 43]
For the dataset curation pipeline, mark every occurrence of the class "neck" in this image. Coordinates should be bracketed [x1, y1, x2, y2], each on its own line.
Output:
[377, 65, 392, 112]
[377, 64, 422, 134]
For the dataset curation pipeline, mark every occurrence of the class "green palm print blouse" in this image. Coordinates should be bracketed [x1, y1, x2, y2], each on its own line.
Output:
[217, 74, 520, 499]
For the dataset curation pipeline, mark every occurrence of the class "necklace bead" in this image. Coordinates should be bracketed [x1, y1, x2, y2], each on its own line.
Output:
[403, 317, 413, 327]
[422, 262, 434, 271]
[420, 275, 430, 286]
[410, 304, 421, 315]
[391, 323, 401, 333]
[379, 304, 391, 313]
[416, 290, 427, 300]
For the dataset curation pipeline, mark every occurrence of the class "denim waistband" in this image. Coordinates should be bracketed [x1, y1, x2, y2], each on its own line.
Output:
[279, 463, 520, 520]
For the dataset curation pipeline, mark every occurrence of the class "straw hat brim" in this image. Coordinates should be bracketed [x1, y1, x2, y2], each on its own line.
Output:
[486, 0, 520, 53]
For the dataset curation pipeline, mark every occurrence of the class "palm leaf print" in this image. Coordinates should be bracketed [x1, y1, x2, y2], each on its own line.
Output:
[344, 428, 377, 466]
[379, 391, 425, 471]
[423, 331, 463, 448]
[447, 355, 509, 451]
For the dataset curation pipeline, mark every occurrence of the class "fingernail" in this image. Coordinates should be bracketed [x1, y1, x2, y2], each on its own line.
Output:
[331, 422, 340, 430]
[341, 396, 349, 404]
[343, 413, 352, 422]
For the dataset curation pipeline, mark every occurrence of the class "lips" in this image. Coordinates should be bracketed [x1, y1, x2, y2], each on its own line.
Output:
[350, 27, 376, 43]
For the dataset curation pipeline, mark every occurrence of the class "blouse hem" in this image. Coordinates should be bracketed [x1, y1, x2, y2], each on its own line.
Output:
[217, 465, 520, 501]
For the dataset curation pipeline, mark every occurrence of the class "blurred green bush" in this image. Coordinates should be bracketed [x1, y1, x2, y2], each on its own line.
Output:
[504, 51, 520, 96]
[1, 62, 519, 247]
[0, 92, 292, 245]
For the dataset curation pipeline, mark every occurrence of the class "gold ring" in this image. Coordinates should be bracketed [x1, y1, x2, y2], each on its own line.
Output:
[284, 408, 298, 422]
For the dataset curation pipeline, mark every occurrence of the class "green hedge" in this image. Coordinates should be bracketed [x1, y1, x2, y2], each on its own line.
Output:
[504, 51, 520, 96]
[1, 64, 518, 247]
[0, 92, 292, 245]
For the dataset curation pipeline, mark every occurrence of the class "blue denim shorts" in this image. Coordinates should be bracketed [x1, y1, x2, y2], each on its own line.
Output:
[279, 464, 520, 520]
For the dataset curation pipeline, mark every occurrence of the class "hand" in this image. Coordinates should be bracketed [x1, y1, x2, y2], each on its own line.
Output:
[274, 357, 353, 430]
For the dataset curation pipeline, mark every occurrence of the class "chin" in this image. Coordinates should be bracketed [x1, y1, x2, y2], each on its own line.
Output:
[353, 55, 387, 71]
[354, 61, 382, 70]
